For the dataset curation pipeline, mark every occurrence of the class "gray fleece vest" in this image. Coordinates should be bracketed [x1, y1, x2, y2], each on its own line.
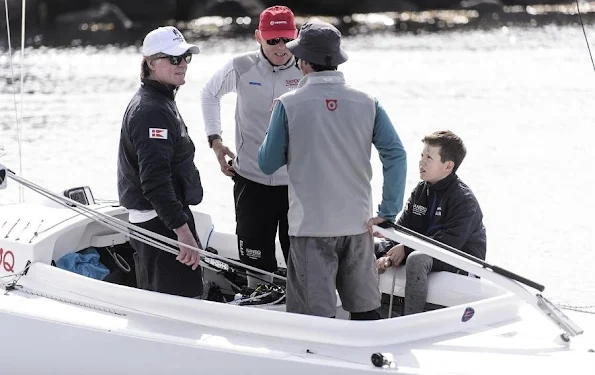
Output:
[232, 50, 302, 186]
[278, 71, 377, 236]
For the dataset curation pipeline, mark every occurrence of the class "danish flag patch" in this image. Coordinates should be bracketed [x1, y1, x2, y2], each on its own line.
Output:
[149, 128, 168, 139]
[326, 99, 337, 111]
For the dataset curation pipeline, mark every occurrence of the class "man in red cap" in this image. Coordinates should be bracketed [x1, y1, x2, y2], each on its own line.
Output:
[201, 6, 301, 288]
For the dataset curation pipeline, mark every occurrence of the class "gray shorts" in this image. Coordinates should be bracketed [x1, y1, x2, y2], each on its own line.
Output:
[285, 232, 381, 317]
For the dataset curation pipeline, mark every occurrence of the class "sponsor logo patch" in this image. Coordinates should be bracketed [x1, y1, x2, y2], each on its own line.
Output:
[239, 240, 261, 260]
[249, 81, 262, 86]
[245, 248, 262, 259]
[286, 79, 299, 87]
[149, 128, 168, 139]
[462, 307, 475, 322]
[412, 204, 427, 216]
[172, 28, 184, 42]
[326, 99, 337, 111]
[0, 247, 15, 272]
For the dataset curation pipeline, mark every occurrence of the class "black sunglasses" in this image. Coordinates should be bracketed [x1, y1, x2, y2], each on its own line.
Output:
[157, 53, 192, 65]
[266, 38, 293, 46]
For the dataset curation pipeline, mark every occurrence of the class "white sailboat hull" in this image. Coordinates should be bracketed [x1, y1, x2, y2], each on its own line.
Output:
[3, 277, 594, 374]
[0, 200, 594, 374]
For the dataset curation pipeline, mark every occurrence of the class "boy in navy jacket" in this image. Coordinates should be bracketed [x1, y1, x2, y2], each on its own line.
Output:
[376, 130, 486, 315]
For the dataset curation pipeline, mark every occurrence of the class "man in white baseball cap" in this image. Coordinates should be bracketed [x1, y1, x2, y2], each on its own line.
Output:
[117, 26, 205, 298]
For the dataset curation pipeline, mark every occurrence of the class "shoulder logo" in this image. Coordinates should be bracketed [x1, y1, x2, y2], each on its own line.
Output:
[326, 99, 337, 111]
[149, 128, 168, 139]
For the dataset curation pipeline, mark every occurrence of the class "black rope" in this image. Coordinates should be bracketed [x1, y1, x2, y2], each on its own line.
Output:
[203, 256, 284, 290]
[576, 0, 595, 72]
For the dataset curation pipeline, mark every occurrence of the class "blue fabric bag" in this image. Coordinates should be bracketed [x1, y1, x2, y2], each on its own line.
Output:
[56, 247, 110, 280]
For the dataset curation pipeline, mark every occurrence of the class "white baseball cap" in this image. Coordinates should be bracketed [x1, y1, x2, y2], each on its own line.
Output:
[142, 26, 200, 57]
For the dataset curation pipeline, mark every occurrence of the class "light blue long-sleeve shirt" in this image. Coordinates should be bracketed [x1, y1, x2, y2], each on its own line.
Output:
[258, 101, 289, 175]
[258, 99, 407, 221]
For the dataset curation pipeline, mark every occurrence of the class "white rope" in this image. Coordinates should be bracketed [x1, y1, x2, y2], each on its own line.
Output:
[7, 170, 287, 283]
[3, 0, 23, 202]
[388, 268, 397, 318]
[18, 0, 26, 202]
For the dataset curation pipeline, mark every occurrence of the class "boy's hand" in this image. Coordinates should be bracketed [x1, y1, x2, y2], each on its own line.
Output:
[386, 244, 406, 267]
[376, 244, 406, 273]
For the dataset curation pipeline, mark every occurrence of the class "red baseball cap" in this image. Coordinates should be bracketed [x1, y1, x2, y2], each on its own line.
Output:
[258, 6, 298, 40]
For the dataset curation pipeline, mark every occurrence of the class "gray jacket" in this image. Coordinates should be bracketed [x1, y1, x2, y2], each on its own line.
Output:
[201, 49, 302, 185]
[259, 71, 407, 236]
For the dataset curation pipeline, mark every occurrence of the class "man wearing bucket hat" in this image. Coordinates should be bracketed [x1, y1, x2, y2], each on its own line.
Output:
[201, 6, 302, 288]
[258, 20, 408, 319]
[118, 26, 205, 298]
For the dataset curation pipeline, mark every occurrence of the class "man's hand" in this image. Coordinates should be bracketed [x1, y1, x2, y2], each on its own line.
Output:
[366, 216, 386, 237]
[212, 139, 236, 177]
[174, 223, 201, 270]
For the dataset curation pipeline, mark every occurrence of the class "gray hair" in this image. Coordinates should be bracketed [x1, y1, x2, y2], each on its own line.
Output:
[140, 53, 163, 80]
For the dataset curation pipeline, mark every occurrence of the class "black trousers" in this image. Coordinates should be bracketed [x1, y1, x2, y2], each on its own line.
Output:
[130, 207, 203, 298]
[233, 174, 289, 272]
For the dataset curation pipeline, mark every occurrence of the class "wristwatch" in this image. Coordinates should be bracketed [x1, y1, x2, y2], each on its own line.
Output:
[208, 134, 222, 148]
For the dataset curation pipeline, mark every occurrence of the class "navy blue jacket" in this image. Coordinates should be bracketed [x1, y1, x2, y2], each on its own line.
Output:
[381, 173, 486, 261]
[117, 79, 203, 230]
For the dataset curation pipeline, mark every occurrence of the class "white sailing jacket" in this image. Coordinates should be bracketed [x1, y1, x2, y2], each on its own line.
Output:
[201, 49, 302, 186]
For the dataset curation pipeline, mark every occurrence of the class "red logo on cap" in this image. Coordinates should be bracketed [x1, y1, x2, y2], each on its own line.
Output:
[326, 99, 338, 111]
[259, 6, 297, 40]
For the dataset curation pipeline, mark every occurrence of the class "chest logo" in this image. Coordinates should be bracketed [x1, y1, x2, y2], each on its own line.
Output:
[412, 204, 427, 216]
[326, 99, 337, 111]
[149, 128, 168, 139]
[286, 79, 299, 87]
[435, 207, 442, 216]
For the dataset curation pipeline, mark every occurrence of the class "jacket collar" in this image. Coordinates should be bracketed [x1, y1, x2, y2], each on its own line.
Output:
[426, 172, 458, 192]
[141, 78, 177, 100]
[297, 71, 345, 89]
[258, 48, 296, 71]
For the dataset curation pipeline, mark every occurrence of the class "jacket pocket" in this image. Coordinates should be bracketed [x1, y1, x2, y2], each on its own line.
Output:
[175, 160, 203, 206]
